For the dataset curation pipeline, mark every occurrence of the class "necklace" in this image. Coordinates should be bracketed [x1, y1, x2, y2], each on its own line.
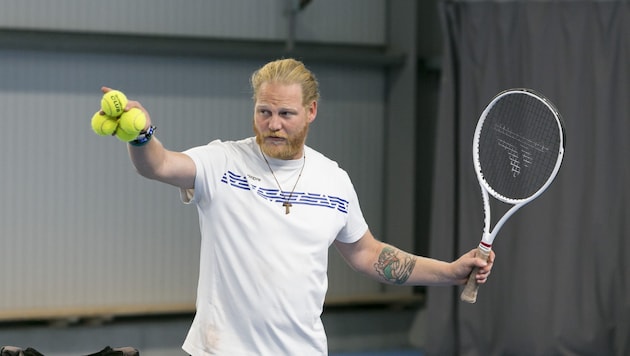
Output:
[260, 147, 306, 214]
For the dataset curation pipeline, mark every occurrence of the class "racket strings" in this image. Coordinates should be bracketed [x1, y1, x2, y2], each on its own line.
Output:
[477, 93, 562, 201]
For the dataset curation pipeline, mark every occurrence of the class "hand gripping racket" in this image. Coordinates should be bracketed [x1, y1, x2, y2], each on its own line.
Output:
[460, 88, 566, 303]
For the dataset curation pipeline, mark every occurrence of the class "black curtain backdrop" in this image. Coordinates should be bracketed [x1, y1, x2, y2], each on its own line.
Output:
[426, 1, 629, 355]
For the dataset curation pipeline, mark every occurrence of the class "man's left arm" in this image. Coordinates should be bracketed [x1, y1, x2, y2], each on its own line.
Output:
[333, 230, 494, 286]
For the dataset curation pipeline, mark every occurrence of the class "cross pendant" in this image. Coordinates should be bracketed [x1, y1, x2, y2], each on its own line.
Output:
[283, 202, 292, 214]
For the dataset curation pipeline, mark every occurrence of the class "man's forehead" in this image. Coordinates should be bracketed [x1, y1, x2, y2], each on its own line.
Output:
[256, 82, 303, 105]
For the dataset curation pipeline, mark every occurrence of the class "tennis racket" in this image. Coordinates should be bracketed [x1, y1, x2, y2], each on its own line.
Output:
[460, 88, 566, 304]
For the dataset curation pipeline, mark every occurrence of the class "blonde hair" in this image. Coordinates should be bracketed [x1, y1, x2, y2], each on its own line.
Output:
[251, 58, 320, 106]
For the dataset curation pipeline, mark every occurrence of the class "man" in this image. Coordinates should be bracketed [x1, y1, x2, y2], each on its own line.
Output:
[100, 58, 494, 355]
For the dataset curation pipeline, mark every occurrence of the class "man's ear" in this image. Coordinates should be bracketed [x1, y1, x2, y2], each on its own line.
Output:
[307, 101, 317, 123]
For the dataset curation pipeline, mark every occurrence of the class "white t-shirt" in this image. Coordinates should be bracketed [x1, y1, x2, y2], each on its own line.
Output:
[180, 137, 368, 356]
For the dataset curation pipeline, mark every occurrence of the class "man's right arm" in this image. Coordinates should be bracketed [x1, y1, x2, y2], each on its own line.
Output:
[99, 86, 197, 190]
[128, 136, 196, 190]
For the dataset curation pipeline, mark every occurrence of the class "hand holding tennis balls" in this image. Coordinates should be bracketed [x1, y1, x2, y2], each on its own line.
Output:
[91, 87, 152, 142]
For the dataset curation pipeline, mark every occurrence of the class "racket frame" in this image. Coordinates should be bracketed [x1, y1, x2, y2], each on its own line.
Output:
[461, 88, 565, 303]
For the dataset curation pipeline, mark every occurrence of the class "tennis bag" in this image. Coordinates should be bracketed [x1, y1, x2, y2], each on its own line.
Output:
[84, 346, 139, 356]
[0, 346, 139, 356]
[0, 347, 44, 356]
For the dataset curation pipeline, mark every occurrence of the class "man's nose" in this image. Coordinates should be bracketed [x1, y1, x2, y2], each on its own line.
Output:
[268, 114, 282, 131]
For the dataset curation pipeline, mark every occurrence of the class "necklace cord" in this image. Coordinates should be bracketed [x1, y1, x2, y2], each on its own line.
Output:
[260, 146, 306, 214]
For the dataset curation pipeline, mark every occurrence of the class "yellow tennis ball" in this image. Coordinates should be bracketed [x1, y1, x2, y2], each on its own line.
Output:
[101, 90, 128, 117]
[118, 108, 147, 136]
[115, 127, 138, 142]
[91, 111, 118, 136]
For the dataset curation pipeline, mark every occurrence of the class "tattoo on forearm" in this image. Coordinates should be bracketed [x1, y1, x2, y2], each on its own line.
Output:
[374, 246, 416, 285]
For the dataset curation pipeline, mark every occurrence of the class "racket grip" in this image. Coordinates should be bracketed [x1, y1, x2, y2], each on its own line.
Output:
[460, 246, 491, 303]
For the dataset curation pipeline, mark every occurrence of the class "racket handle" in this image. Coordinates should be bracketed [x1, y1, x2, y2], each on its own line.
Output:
[460, 246, 491, 303]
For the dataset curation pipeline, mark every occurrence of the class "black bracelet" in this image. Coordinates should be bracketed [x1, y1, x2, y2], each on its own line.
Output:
[129, 125, 156, 147]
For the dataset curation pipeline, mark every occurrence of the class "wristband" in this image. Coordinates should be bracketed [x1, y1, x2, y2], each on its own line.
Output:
[129, 125, 156, 147]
